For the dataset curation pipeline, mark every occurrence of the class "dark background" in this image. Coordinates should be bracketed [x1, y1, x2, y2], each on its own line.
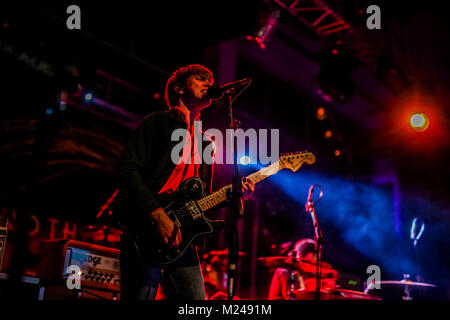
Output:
[0, 1, 449, 299]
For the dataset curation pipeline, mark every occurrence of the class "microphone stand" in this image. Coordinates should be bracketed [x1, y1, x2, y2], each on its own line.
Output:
[305, 185, 324, 301]
[226, 90, 244, 301]
[210, 79, 251, 301]
[287, 252, 298, 300]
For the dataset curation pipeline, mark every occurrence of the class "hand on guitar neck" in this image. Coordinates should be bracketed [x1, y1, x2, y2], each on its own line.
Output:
[149, 208, 182, 248]
[242, 177, 255, 200]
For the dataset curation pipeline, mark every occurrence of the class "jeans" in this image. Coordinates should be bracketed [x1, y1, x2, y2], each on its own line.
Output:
[120, 237, 206, 300]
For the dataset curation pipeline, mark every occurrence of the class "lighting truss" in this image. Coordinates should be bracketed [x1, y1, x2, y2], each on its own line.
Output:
[272, 0, 352, 38]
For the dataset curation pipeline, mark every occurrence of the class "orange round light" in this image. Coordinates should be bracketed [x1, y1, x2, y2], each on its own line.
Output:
[316, 107, 327, 120]
[409, 113, 429, 132]
[334, 149, 341, 157]
[324, 130, 332, 138]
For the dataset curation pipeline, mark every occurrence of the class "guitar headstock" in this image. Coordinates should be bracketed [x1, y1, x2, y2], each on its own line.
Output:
[280, 151, 316, 172]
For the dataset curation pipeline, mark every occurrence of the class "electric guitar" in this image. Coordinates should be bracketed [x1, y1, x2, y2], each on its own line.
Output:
[133, 151, 316, 264]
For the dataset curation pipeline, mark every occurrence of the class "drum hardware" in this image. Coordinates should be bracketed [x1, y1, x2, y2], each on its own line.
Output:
[259, 255, 339, 300]
[201, 249, 246, 299]
[287, 260, 296, 300]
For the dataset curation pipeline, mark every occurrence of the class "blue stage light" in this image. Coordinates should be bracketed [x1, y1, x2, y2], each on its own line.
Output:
[240, 155, 251, 165]
[83, 90, 95, 103]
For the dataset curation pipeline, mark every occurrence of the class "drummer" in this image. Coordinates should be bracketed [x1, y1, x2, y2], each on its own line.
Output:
[268, 238, 317, 300]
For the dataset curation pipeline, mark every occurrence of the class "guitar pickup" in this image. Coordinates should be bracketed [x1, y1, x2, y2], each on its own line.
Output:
[186, 202, 202, 220]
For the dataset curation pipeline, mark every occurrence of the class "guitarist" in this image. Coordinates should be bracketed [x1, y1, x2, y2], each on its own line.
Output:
[116, 64, 254, 300]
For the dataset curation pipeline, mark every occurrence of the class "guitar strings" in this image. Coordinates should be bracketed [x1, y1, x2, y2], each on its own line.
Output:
[172, 162, 282, 218]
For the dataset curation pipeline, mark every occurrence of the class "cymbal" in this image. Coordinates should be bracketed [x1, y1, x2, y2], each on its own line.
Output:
[79, 225, 122, 233]
[257, 256, 336, 277]
[370, 280, 437, 288]
[258, 256, 332, 269]
[78, 225, 122, 243]
[202, 249, 246, 260]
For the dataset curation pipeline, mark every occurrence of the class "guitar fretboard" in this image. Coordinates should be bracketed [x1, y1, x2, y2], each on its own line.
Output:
[196, 161, 282, 212]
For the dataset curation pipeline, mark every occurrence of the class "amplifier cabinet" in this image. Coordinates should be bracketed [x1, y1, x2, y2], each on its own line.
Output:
[37, 239, 120, 293]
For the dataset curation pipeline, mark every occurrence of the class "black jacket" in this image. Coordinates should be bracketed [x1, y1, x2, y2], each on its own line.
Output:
[116, 108, 213, 228]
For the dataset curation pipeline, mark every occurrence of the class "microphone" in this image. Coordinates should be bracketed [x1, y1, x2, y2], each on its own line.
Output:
[206, 77, 252, 100]
[305, 185, 314, 212]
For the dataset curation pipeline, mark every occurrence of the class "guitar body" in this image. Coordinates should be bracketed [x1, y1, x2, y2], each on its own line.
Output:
[134, 177, 225, 265]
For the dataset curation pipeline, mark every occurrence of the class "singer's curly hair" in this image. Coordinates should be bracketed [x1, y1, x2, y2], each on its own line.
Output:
[164, 64, 214, 108]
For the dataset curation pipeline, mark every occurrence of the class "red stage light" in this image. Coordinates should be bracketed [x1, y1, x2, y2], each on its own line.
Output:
[379, 87, 450, 152]
[334, 149, 341, 157]
[324, 130, 333, 138]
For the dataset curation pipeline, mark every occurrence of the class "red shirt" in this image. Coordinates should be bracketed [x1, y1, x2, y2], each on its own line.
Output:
[158, 106, 211, 194]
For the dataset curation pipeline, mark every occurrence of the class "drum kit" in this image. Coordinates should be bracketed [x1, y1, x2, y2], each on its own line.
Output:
[259, 255, 437, 300]
[199, 248, 437, 300]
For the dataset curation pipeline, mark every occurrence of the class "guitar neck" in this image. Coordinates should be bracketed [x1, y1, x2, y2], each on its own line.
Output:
[196, 161, 282, 212]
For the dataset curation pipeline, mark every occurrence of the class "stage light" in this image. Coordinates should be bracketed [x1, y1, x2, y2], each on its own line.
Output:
[246, 10, 280, 50]
[334, 149, 341, 157]
[409, 113, 429, 132]
[324, 130, 333, 138]
[83, 90, 95, 103]
[153, 92, 160, 99]
[240, 155, 251, 165]
[45, 107, 53, 116]
[316, 107, 327, 120]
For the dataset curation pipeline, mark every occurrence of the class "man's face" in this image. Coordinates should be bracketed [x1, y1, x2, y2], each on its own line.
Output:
[181, 74, 213, 109]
